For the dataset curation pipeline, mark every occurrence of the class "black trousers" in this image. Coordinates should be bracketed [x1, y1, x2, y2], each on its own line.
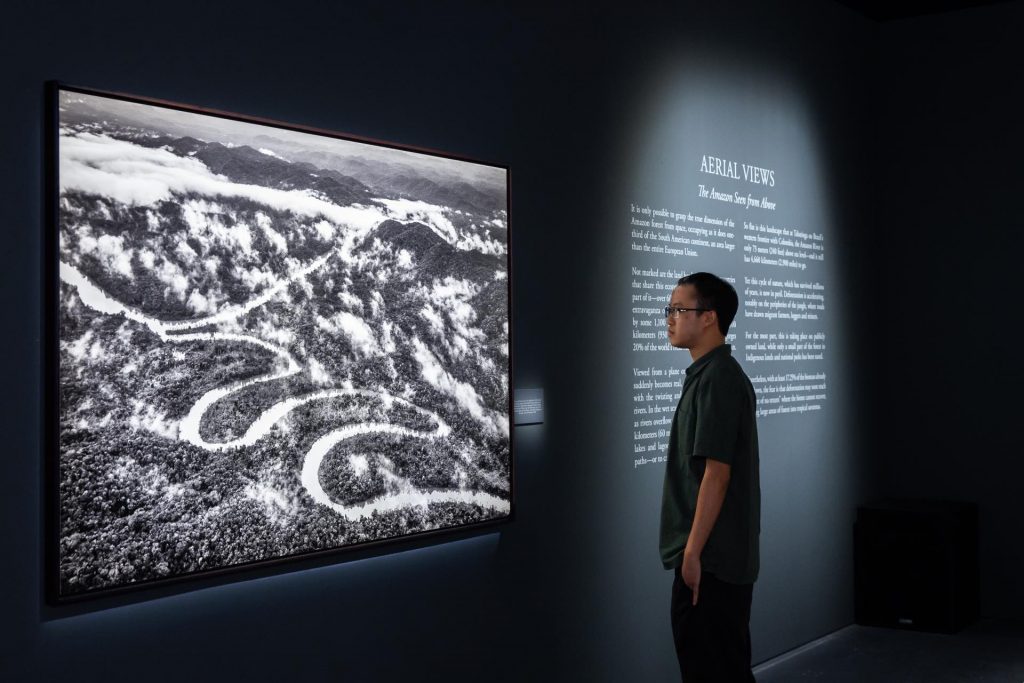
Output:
[671, 569, 755, 683]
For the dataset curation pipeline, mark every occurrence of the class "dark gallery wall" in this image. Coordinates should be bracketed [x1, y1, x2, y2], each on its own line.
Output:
[3, 4, 562, 681]
[1, 1, 875, 681]
[874, 1, 1024, 619]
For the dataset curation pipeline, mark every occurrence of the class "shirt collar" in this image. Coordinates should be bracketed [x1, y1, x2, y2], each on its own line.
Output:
[684, 343, 731, 378]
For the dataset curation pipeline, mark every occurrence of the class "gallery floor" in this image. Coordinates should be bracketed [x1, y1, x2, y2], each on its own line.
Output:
[753, 619, 1024, 682]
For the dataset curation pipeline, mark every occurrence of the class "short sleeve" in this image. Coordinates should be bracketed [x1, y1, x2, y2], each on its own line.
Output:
[692, 370, 745, 465]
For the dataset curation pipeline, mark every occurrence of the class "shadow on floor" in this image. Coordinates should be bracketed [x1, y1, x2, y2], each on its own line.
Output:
[754, 619, 1024, 683]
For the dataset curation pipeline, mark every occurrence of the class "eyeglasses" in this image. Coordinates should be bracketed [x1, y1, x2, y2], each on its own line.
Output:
[664, 306, 711, 319]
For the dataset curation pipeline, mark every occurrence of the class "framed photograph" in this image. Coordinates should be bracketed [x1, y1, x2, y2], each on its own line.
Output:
[46, 84, 513, 601]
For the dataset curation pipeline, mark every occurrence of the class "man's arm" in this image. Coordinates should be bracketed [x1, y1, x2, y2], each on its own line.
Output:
[681, 458, 731, 604]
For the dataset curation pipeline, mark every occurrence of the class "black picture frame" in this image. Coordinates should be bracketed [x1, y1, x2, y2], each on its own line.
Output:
[45, 82, 514, 603]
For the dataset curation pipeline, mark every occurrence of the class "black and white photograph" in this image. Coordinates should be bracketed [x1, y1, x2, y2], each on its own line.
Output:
[53, 87, 512, 598]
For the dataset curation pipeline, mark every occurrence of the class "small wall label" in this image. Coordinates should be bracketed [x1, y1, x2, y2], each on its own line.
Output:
[514, 388, 544, 426]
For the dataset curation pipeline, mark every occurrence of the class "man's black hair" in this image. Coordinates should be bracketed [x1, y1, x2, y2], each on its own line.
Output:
[676, 272, 737, 336]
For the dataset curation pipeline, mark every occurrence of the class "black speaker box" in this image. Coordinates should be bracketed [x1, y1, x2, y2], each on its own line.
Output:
[854, 499, 979, 633]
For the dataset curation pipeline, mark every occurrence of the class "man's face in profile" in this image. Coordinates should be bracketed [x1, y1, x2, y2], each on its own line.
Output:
[667, 284, 705, 350]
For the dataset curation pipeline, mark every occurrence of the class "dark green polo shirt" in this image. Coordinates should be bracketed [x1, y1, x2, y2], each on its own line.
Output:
[659, 344, 760, 584]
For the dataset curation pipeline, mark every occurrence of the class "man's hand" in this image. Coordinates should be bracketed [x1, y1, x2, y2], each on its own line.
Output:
[681, 547, 701, 605]
[682, 457, 730, 607]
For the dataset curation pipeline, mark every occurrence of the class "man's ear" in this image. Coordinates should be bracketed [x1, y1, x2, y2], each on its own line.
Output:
[704, 310, 718, 331]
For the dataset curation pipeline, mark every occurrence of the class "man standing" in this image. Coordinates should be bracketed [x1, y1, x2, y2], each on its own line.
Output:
[660, 272, 760, 682]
